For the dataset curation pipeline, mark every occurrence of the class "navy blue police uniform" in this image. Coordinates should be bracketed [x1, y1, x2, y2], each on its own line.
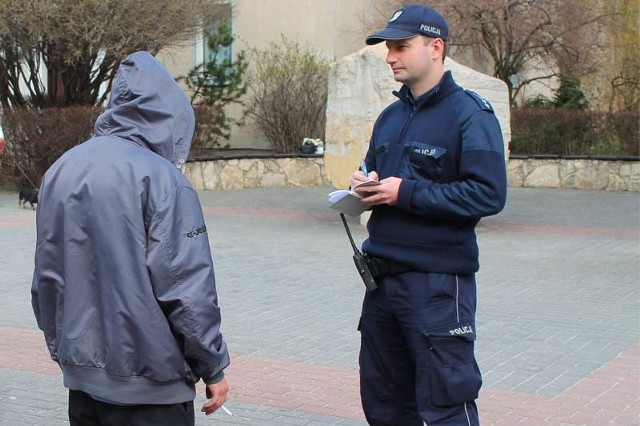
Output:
[359, 70, 507, 425]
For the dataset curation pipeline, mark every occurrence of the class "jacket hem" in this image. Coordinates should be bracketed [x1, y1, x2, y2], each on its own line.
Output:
[62, 365, 196, 405]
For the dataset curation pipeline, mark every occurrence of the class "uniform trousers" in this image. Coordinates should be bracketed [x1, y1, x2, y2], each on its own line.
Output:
[358, 271, 482, 425]
[68, 389, 194, 426]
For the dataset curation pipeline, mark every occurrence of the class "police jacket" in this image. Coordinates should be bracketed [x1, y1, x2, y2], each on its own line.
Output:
[31, 52, 229, 405]
[362, 71, 507, 274]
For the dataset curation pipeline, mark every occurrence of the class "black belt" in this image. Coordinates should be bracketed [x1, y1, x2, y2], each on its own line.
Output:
[365, 255, 413, 278]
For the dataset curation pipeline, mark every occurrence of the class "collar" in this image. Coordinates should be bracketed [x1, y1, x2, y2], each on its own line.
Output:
[393, 71, 459, 107]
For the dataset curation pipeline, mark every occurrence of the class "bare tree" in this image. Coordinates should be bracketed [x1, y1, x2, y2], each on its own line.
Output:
[370, 0, 615, 107]
[606, 0, 639, 112]
[0, 0, 214, 108]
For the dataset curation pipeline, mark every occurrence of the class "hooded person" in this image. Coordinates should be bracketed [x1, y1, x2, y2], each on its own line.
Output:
[31, 51, 230, 426]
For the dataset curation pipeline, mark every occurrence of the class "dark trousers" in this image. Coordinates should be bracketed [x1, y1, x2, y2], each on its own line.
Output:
[68, 390, 195, 426]
[358, 271, 482, 426]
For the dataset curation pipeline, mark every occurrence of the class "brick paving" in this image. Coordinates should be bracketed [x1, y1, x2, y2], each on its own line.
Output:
[0, 186, 638, 425]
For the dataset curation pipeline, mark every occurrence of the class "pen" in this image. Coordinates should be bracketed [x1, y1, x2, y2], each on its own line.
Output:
[361, 161, 369, 177]
[221, 405, 234, 417]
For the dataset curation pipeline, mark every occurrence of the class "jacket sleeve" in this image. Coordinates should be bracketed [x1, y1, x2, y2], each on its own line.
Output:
[396, 109, 507, 219]
[146, 185, 230, 384]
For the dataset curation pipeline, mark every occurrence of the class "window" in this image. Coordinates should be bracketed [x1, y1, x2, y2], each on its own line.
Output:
[195, 1, 233, 68]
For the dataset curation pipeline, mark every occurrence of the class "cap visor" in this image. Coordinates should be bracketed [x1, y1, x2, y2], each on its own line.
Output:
[365, 28, 418, 45]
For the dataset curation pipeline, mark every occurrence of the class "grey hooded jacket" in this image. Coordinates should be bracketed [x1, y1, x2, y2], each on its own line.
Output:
[31, 51, 229, 405]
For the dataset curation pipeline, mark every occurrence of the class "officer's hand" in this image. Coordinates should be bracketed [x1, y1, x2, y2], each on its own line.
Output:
[351, 171, 379, 191]
[360, 176, 401, 206]
[201, 377, 229, 416]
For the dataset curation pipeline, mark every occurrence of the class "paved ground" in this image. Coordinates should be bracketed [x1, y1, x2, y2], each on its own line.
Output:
[0, 186, 638, 425]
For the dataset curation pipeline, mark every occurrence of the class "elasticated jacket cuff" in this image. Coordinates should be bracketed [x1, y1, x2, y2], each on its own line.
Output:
[397, 178, 416, 212]
[205, 370, 225, 385]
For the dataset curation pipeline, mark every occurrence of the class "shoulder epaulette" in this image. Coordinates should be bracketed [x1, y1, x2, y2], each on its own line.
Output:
[464, 90, 494, 112]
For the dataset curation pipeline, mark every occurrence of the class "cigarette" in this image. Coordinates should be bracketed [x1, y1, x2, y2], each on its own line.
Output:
[221, 405, 233, 417]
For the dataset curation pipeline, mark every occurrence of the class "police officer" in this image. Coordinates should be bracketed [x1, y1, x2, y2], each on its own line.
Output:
[350, 5, 507, 425]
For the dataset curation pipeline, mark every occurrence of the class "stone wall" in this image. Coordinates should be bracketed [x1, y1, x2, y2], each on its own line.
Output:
[184, 156, 639, 192]
[508, 157, 640, 192]
[184, 156, 329, 191]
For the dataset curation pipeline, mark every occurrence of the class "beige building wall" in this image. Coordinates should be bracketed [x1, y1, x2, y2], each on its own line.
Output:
[156, 39, 196, 91]
[234, 0, 370, 59]
[158, 0, 375, 150]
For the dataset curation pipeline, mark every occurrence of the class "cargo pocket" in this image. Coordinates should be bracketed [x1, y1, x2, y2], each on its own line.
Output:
[423, 324, 482, 407]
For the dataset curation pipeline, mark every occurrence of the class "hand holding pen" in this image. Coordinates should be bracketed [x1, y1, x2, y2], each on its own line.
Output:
[352, 161, 379, 188]
[361, 161, 380, 182]
[353, 160, 400, 206]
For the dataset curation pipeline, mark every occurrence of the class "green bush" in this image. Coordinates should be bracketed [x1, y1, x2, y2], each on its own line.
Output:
[180, 23, 248, 149]
[511, 108, 639, 157]
[553, 76, 589, 110]
[524, 75, 589, 110]
[524, 95, 552, 109]
[247, 36, 329, 154]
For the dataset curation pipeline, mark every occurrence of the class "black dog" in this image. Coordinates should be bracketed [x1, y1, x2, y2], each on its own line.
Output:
[19, 187, 39, 210]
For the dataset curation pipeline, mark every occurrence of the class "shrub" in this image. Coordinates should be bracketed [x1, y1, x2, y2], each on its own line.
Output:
[191, 105, 229, 155]
[511, 108, 639, 157]
[0, 105, 238, 189]
[553, 76, 589, 110]
[524, 76, 589, 111]
[0, 106, 103, 189]
[607, 111, 640, 156]
[524, 95, 552, 109]
[248, 36, 329, 154]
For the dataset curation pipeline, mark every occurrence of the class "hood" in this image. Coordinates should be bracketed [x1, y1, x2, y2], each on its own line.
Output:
[94, 51, 195, 167]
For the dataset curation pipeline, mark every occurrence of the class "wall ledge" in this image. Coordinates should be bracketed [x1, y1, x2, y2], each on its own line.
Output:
[185, 155, 639, 192]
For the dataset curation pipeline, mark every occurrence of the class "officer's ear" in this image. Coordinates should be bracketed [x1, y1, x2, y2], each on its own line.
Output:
[428, 37, 446, 62]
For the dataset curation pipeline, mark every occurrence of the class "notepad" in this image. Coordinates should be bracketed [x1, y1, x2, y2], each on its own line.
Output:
[328, 180, 380, 216]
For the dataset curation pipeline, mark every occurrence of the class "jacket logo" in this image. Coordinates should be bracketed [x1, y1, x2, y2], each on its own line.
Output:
[187, 225, 207, 238]
[414, 147, 438, 156]
[449, 325, 474, 336]
[412, 145, 446, 159]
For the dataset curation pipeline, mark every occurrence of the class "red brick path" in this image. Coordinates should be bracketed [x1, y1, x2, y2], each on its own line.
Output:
[2, 326, 638, 424]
